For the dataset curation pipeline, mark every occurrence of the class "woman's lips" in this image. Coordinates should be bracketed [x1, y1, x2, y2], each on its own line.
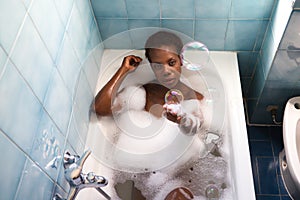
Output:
[163, 78, 176, 86]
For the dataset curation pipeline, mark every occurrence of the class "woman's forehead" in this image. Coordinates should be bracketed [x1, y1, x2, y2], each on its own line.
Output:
[150, 50, 178, 62]
[149, 46, 179, 61]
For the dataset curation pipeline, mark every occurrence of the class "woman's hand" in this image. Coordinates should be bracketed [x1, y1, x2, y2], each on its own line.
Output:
[121, 55, 143, 72]
[163, 103, 182, 124]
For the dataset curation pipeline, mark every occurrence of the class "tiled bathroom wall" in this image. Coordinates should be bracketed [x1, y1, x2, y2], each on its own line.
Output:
[247, 2, 300, 124]
[0, 0, 102, 199]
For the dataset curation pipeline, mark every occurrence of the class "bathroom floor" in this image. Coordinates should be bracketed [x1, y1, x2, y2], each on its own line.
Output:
[247, 126, 293, 200]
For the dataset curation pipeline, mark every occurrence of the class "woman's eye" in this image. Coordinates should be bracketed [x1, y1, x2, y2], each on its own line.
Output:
[168, 60, 176, 66]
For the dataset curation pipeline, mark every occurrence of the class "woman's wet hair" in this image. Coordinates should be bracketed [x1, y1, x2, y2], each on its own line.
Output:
[145, 31, 183, 62]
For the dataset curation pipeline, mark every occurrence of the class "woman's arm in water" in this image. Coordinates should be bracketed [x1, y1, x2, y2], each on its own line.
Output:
[93, 55, 142, 116]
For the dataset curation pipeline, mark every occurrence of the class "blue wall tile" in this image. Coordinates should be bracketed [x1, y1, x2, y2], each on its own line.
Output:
[53, 0, 74, 27]
[0, 131, 26, 200]
[245, 99, 257, 124]
[161, 0, 195, 18]
[269, 50, 300, 81]
[195, 0, 231, 19]
[52, 184, 68, 200]
[295, 0, 300, 9]
[250, 141, 273, 157]
[251, 157, 260, 194]
[292, 82, 300, 96]
[43, 69, 72, 135]
[77, 0, 96, 46]
[230, 0, 274, 19]
[74, 71, 93, 135]
[129, 26, 162, 50]
[195, 20, 228, 50]
[0, 61, 42, 153]
[279, 11, 300, 50]
[97, 19, 129, 41]
[10, 16, 54, 103]
[0, 45, 8, 75]
[259, 80, 295, 117]
[237, 51, 259, 77]
[30, 109, 65, 180]
[271, 1, 294, 50]
[67, 112, 85, 155]
[98, 19, 132, 48]
[91, 0, 127, 18]
[89, 20, 102, 50]
[67, 3, 90, 64]
[254, 20, 269, 51]
[29, 0, 65, 60]
[83, 54, 99, 92]
[0, 0, 102, 199]
[247, 126, 270, 141]
[92, 45, 105, 70]
[260, 26, 277, 78]
[56, 34, 81, 97]
[22, 0, 33, 9]
[0, 0, 27, 53]
[225, 20, 265, 51]
[257, 157, 279, 194]
[126, 0, 160, 19]
[269, 127, 284, 157]
[248, 57, 265, 99]
[103, 35, 133, 49]
[241, 77, 252, 96]
[15, 159, 54, 200]
[162, 19, 194, 38]
[128, 19, 160, 29]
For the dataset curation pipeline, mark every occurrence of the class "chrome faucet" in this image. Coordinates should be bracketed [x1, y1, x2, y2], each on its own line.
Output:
[54, 149, 111, 200]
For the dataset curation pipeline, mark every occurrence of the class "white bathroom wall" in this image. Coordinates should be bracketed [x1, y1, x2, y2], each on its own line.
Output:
[0, 0, 103, 199]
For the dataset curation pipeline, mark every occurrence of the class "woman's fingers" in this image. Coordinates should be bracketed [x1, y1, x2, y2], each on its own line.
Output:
[122, 55, 143, 71]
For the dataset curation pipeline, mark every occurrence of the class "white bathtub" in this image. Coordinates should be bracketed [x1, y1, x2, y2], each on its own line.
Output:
[79, 50, 255, 200]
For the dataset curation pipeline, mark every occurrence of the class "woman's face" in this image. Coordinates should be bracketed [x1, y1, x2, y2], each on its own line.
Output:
[149, 45, 182, 89]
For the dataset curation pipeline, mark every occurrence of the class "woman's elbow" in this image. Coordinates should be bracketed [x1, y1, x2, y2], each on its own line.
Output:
[93, 101, 113, 116]
[95, 106, 113, 116]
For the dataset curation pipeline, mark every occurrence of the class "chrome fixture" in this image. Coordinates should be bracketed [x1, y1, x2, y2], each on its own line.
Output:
[54, 149, 111, 200]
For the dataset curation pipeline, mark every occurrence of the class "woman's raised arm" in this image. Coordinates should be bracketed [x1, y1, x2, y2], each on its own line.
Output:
[93, 55, 142, 116]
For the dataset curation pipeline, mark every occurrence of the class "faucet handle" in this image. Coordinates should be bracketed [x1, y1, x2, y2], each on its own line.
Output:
[63, 149, 91, 181]
[63, 151, 79, 169]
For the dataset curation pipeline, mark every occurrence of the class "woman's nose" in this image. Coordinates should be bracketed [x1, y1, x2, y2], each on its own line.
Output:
[162, 65, 171, 75]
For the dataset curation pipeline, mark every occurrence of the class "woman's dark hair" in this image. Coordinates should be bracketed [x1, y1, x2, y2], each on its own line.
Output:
[145, 31, 183, 62]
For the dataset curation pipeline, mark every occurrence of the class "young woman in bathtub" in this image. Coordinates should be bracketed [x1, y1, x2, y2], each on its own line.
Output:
[94, 31, 205, 136]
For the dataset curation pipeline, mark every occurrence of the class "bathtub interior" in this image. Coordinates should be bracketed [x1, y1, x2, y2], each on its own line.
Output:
[78, 46, 256, 199]
[91, 48, 226, 170]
